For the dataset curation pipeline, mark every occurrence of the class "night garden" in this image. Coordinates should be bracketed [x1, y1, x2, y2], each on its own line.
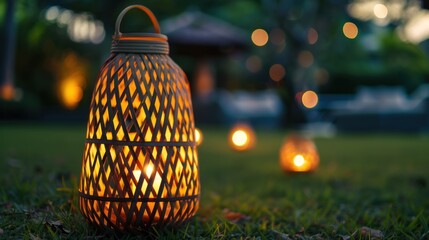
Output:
[1, 1, 429, 239]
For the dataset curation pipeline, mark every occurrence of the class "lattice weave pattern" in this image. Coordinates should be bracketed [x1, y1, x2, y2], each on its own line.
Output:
[79, 52, 200, 231]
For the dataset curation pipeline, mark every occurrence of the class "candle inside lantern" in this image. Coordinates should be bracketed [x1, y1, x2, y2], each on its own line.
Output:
[291, 154, 312, 172]
[279, 134, 319, 173]
[131, 164, 167, 223]
[144, 164, 162, 196]
[293, 154, 305, 167]
[131, 169, 142, 194]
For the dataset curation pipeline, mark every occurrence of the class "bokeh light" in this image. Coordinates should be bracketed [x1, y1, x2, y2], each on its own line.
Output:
[293, 154, 305, 167]
[59, 77, 83, 109]
[301, 90, 318, 109]
[298, 51, 314, 68]
[269, 64, 286, 82]
[245, 55, 262, 73]
[270, 28, 285, 46]
[195, 128, 203, 146]
[45, 6, 105, 44]
[0, 84, 15, 101]
[343, 22, 359, 39]
[58, 10, 73, 25]
[373, 3, 388, 19]
[45, 6, 60, 21]
[314, 68, 330, 85]
[400, 12, 429, 43]
[251, 29, 269, 47]
[232, 130, 248, 147]
[228, 124, 256, 151]
[307, 28, 318, 45]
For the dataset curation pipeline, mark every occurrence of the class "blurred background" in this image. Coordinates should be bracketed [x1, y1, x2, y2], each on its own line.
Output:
[1, 0, 429, 133]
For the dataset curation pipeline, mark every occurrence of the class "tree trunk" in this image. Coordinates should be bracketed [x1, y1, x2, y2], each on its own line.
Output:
[1, 0, 16, 100]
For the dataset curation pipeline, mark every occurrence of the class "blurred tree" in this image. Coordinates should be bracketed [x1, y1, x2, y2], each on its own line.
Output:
[0, 0, 16, 100]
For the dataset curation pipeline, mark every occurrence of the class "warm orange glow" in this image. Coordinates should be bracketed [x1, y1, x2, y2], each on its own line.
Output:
[293, 154, 305, 167]
[307, 28, 318, 45]
[301, 90, 318, 109]
[55, 52, 87, 110]
[0, 84, 15, 101]
[195, 61, 214, 99]
[251, 29, 269, 47]
[132, 169, 142, 194]
[229, 124, 255, 151]
[298, 51, 314, 68]
[343, 22, 358, 39]
[232, 130, 248, 147]
[195, 128, 203, 146]
[113, 165, 167, 222]
[269, 64, 286, 82]
[80, 5, 200, 231]
[59, 77, 83, 109]
[143, 165, 162, 197]
[279, 134, 319, 173]
[373, 3, 388, 19]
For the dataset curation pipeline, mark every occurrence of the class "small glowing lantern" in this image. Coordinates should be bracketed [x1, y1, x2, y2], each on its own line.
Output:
[78, 5, 200, 231]
[279, 134, 319, 172]
[228, 123, 256, 151]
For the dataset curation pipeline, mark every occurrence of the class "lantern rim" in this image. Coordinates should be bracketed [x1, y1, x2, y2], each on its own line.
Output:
[113, 33, 168, 42]
[111, 33, 170, 54]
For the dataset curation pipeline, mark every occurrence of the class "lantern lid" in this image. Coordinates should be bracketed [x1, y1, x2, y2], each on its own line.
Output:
[111, 5, 169, 54]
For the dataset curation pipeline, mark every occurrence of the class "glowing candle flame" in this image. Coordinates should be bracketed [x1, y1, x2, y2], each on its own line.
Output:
[279, 134, 319, 173]
[293, 154, 305, 167]
[232, 130, 248, 147]
[229, 124, 255, 151]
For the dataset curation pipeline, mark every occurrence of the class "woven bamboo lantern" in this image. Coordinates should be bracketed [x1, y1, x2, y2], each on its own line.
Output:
[279, 134, 319, 172]
[78, 5, 200, 231]
[228, 123, 256, 151]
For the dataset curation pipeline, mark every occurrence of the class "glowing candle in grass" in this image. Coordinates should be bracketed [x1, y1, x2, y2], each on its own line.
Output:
[280, 134, 319, 173]
[228, 123, 255, 151]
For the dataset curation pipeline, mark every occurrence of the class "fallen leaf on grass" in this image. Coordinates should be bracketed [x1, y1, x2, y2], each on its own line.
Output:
[45, 220, 71, 234]
[359, 226, 384, 239]
[222, 208, 251, 224]
[296, 226, 305, 235]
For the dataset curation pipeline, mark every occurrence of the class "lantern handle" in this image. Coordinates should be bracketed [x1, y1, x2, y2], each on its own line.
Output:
[115, 5, 161, 36]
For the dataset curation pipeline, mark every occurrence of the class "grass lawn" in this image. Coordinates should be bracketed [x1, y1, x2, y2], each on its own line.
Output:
[0, 123, 428, 239]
